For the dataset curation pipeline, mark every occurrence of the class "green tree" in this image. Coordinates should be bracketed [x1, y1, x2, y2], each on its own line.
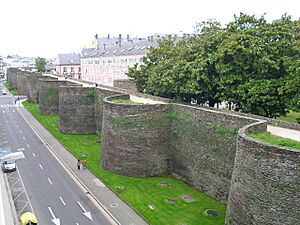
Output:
[128, 22, 225, 106]
[35, 57, 46, 72]
[216, 13, 300, 117]
[128, 13, 300, 118]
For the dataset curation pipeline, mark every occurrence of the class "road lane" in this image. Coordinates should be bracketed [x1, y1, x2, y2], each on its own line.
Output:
[0, 97, 113, 225]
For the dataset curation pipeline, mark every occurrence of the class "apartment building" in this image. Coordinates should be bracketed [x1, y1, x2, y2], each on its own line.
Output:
[55, 53, 81, 79]
[81, 34, 159, 86]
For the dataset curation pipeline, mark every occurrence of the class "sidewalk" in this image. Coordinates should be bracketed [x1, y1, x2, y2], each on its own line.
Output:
[0, 166, 19, 225]
[267, 125, 300, 142]
[18, 107, 148, 225]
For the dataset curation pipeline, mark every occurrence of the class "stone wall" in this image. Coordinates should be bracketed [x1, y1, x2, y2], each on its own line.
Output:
[38, 78, 66, 115]
[26, 72, 43, 103]
[7, 68, 19, 89]
[17, 71, 29, 96]
[59, 86, 97, 134]
[102, 95, 172, 177]
[226, 122, 300, 225]
[113, 79, 137, 92]
[94, 88, 122, 135]
[169, 104, 256, 202]
[14, 72, 299, 223]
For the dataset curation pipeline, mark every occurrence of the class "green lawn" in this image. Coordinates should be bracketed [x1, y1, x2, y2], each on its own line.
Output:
[249, 132, 300, 151]
[4, 82, 20, 96]
[23, 101, 226, 225]
[277, 111, 300, 124]
[112, 99, 143, 104]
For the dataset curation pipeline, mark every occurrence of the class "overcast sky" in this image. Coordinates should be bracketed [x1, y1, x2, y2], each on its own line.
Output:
[0, 0, 299, 58]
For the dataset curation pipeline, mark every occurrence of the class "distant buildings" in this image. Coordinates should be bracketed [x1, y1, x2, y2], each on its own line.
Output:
[80, 34, 160, 86]
[55, 53, 81, 79]
[0, 56, 4, 80]
[3, 55, 35, 68]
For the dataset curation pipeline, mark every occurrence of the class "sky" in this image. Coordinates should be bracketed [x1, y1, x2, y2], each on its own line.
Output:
[0, 0, 299, 58]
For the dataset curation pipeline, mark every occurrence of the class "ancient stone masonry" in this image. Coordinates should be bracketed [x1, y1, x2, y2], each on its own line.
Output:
[113, 79, 137, 92]
[26, 72, 43, 103]
[102, 95, 172, 177]
[226, 122, 300, 225]
[58, 86, 122, 134]
[17, 71, 30, 96]
[6, 69, 300, 224]
[169, 104, 255, 203]
[7, 68, 19, 89]
[59, 86, 97, 134]
[94, 89, 122, 135]
[38, 78, 69, 115]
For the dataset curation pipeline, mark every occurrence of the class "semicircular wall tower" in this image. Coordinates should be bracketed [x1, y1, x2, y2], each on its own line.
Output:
[102, 95, 172, 177]
[226, 121, 300, 225]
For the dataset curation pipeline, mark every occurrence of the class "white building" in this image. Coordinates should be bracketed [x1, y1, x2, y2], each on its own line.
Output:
[81, 34, 159, 87]
[55, 53, 81, 79]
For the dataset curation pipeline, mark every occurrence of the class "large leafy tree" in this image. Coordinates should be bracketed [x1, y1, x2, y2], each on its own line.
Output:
[128, 13, 300, 118]
[128, 22, 224, 106]
[216, 13, 300, 117]
[35, 57, 46, 72]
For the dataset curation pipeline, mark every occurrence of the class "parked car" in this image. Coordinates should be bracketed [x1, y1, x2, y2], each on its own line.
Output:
[2, 89, 7, 95]
[20, 212, 38, 225]
[2, 160, 16, 172]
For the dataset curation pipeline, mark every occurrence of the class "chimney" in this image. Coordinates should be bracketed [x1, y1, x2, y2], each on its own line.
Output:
[118, 34, 122, 47]
[127, 34, 130, 41]
[103, 43, 106, 50]
[147, 36, 150, 41]
[107, 34, 110, 39]
[150, 36, 153, 42]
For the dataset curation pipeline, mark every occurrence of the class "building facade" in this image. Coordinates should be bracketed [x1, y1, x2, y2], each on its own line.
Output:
[81, 34, 159, 86]
[55, 53, 81, 79]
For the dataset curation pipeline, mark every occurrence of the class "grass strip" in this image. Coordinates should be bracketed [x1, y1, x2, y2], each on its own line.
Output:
[23, 100, 226, 225]
[112, 99, 143, 104]
[249, 132, 300, 151]
[277, 111, 300, 124]
[4, 82, 20, 96]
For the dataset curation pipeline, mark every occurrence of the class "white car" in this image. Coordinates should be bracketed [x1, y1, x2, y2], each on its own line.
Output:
[2, 160, 16, 172]
[2, 89, 7, 95]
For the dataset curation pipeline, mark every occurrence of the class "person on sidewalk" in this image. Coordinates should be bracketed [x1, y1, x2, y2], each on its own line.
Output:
[81, 160, 87, 170]
[77, 159, 81, 170]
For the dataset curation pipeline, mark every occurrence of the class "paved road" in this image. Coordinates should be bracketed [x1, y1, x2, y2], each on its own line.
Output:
[0, 87, 113, 224]
[267, 125, 300, 142]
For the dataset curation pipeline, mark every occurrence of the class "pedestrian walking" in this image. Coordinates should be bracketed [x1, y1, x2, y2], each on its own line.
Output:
[81, 160, 87, 170]
[77, 159, 81, 170]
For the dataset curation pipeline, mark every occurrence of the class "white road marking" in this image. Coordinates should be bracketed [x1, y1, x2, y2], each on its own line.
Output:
[13, 110, 15, 112]
[16, 125, 19, 128]
[19, 130, 22, 133]
[17, 148, 25, 151]
[48, 207, 60, 225]
[27, 144, 30, 148]
[77, 201, 93, 221]
[22, 136, 25, 140]
[2, 111, 5, 113]
[76, 223, 79, 225]
[59, 196, 66, 206]
[32, 153, 36, 158]
[48, 178, 53, 185]
[39, 164, 43, 170]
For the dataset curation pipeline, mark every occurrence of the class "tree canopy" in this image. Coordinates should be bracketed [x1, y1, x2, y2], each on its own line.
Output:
[35, 57, 46, 72]
[127, 13, 300, 118]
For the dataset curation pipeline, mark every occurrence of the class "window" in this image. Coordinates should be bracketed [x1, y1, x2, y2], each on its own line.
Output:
[71, 67, 74, 73]
[63, 67, 67, 73]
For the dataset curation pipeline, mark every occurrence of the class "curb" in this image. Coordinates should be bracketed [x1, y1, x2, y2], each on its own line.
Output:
[18, 107, 121, 225]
